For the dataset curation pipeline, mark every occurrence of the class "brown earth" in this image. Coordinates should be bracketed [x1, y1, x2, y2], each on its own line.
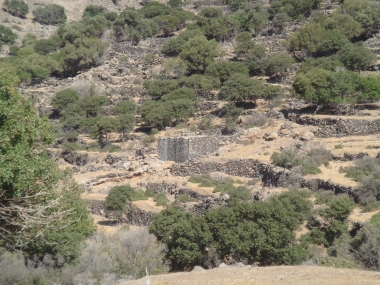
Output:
[121, 266, 380, 285]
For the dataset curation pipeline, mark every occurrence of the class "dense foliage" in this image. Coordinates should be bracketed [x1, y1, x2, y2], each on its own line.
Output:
[0, 69, 94, 263]
[150, 190, 312, 270]
[33, 4, 67, 26]
[3, 0, 28, 18]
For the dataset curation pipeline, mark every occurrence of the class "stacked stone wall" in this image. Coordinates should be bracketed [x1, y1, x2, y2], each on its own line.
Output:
[289, 114, 380, 138]
[87, 200, 154, 226]
[158, 136, 220, 163]
[171, 159, 357, 198]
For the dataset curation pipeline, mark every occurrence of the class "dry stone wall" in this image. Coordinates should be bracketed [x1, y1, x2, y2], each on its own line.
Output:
[158, 136, 221, 163]
[88, 200, 155, 226]
[289, 114, 380, 138]
[171, 159, 357, 198]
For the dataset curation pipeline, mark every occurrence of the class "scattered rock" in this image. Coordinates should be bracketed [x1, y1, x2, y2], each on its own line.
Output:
[300, 132, 314, 141]
[192, 266, 205, 272]
[264, 133, 278, 141]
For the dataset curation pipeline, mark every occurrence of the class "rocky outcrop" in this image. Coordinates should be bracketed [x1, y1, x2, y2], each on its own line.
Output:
[62, 151, 89, 166]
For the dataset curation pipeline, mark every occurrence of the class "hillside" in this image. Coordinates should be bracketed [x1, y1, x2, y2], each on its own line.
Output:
[2, 0, 380, 284]
[122, 266, 380, 285]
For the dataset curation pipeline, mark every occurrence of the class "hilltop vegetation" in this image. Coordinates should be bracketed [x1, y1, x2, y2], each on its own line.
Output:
[2, 0, 380, 283]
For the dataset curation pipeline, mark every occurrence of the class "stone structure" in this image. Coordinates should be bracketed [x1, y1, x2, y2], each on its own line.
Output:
[289, 114, 380, 138]
[171, 159, 358, 198]
[158, 136, 220, 163]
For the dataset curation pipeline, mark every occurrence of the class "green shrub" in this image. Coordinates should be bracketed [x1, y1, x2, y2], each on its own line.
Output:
[205, 61, 248, 83]
[34, 36, 62, 55]
[142, 135, 156, 144]
[0, 25, 17, 45]
[144, 53, 156, 62]
[144, 79, 179, 99]
[320, 256, 356, 269]
[145, 188, 156, 198]
[177, 194, 189, 203]
[271, 146, 332, 175]
[198, 116, 214, 130]
[83, 5, 107, 18]
[154, 193, 168, 206]
[3, 0, 28, 18]
[51, 88, 79, 111]
[33, 4, 67, 25]
[271, 148, 303, 168]
[335, 144, 344, 149]
[161, 88, 196, 102]
[220, 102, 243, 122]
[150, 190, 312, 270]
[131, 189, 149, 201]
[112, 100, 136, 115]
[188, 174, 217, 187]
[104, 185, 135, 211]
[178, 74, 220, 90]
[168, 0, 182, 7]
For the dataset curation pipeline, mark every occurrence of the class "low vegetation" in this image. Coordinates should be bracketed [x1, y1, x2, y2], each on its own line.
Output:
[271, 146, 333, 175]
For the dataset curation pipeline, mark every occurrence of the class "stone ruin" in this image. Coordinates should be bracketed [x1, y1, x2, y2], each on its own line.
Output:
[158, 136, 220, 163]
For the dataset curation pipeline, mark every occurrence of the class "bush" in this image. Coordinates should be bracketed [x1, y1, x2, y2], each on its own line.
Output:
[0, 25, 17, 45]
[83, 4, 107, 18]
[271, 146, 332, 175]
[61, 228, 168, 283]
[104, 185, 135, 211]
[51, 88, 79, 111]
[143, 134, 156, 144]
[198, 116, 215, 130]
[242, 112, 267, 128]
[112, 100, 136, 115]
[178, 74, 220, 90]
[177, 194, 189, 203]
[34, 36, 62, 55]
[3, 0, 28, 18]
[205, 61, 248, 83]
[179, 36, 220, 73]
[144, 79, 179, 99]
[219, 73, 266, 102]
[33, 4, 67, 25]
[154, 192, 169, 206]
[220, 102, 243, 122]
[188, 174, 217, 187]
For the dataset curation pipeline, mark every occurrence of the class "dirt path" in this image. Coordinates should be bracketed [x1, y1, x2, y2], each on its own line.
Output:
[121, 266, 380, 285]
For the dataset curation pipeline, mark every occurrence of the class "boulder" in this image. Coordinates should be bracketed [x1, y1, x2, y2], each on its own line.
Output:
[192, 266, 205, 272]
[264, 133, 278, 141]
[300, 132, 314, 141]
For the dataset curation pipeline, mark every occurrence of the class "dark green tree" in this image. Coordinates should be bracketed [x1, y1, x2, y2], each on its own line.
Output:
[112, 100, 136, 115]
[0, 70, 94, 263]
[162, 29, 204, 56]
[33, 4, 67, 26]
[205, 61, 249, 83]
[3, 0, 28, 18]
[90, 116, 117, 144]
[265, 53, 295, 80]
[179, 36, 220, 73]
[0, 25, 17, 46]
[143, 79, 179, 100]
[339, 43, 376, 71]
[149, 207, 212, 270]
[219, 73, 266, 102]
[51, 88, 79, 111]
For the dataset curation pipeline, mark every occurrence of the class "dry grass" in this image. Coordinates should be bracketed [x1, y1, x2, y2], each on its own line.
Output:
[121, 266, 380, 285]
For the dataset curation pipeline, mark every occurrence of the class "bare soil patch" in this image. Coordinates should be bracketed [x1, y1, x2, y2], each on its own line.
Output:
[121, 266, 380, 285]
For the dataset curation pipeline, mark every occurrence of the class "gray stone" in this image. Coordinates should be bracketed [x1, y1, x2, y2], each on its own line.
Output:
[123, 162, 131, 169]
[192, 266, 205, 272]
[218, 263, 228, 268]
[158, 136, 220, 163]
